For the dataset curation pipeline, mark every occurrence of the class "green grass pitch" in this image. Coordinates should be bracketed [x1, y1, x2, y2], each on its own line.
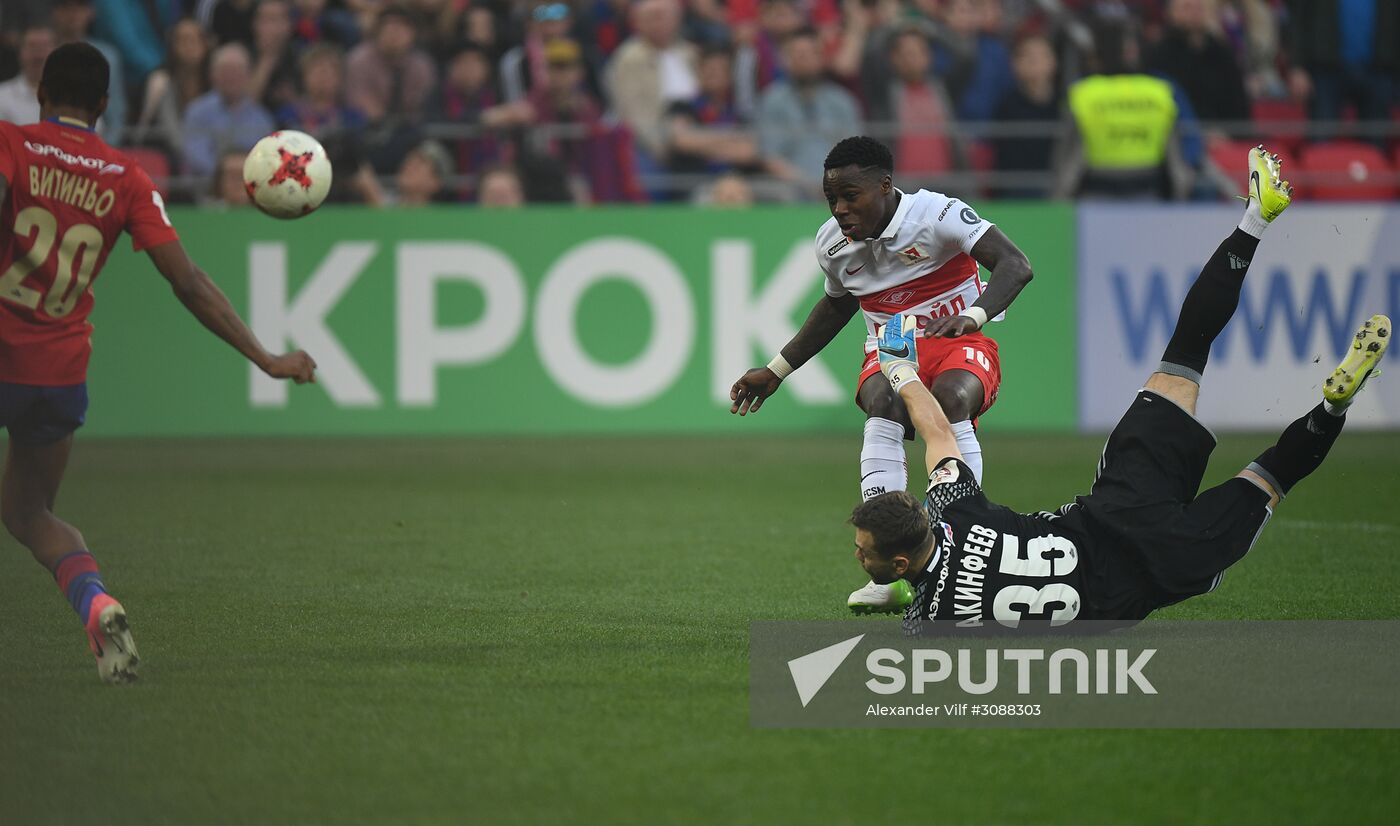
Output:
[2, 432, 1399, 824]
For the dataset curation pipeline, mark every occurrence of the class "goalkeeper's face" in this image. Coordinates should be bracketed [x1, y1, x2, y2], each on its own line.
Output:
[854, 528, 906, 585]
[850, 491, 931, 583]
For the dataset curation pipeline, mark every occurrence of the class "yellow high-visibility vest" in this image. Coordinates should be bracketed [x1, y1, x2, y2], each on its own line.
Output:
[1068, 74, 1178, 169]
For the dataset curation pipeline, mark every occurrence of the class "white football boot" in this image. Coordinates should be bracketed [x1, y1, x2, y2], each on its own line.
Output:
[89, 600, 140, 684]
[847, 579, 914, 615]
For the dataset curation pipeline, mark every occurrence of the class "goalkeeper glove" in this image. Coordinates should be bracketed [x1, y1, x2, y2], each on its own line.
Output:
[877, 313, 921, 394]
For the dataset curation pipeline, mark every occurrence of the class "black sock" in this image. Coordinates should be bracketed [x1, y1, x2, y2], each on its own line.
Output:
[1247, 404, 1346, 496]
[1159, 229, 1261, 380]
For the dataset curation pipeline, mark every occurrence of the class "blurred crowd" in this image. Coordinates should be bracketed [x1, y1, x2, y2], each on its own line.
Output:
[0, 0, 1396, 207]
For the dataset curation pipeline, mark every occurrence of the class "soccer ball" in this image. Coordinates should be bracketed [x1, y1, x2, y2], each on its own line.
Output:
[242, 130, 332, 219]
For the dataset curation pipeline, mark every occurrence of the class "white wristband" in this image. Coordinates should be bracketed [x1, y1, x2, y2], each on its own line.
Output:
[885, 362, 919, 394]
[767, 354, 794, 379]
[959, 306, 989, 328]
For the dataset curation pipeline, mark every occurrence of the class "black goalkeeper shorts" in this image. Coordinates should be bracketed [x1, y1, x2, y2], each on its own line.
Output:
[1076, 390, 1273, 608]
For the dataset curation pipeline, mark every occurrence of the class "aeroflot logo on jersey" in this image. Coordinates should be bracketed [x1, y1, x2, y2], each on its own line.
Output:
[24, 141, 125, 175]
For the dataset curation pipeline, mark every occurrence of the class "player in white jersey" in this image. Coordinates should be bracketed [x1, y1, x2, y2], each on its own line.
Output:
[855, 149, 1390, 634]
[729, 136, 1034, 614]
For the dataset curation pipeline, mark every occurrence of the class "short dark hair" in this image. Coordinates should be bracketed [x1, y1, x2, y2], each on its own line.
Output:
[1090, 17, 1137, 75]
[1010, 29, 1051, 58]
[299, 42, 344, 73]
[377, 5, 419, 30]
[824, 136, 893, 175]
[889, 26, 929, 51]
[850, 491, 932, 559]
[449, 43, 490, 63]
[40, 42, 109, 115]
[700, 43, 733, 62]
[781, 26, 820, 48]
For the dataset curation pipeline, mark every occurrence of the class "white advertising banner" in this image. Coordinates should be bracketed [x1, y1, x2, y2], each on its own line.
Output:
[1078, 204, 1400, 430]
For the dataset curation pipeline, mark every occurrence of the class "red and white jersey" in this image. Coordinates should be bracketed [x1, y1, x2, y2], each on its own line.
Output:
[816, 188, 996, 340]
[0, 119, 179, 385]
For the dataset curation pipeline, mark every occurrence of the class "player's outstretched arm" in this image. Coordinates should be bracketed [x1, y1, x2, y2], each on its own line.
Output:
[878, 315, 963, 469]
[146, 240, 317, 383]
[925, 226, 1033, 338]
[730, 292, 860, 415]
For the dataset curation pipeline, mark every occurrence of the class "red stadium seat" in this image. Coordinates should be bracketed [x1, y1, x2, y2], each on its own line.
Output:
[1207, 139, 1296, 193]
[967, 140, 995, 172]
[1249, 99, 1307, 156]
[122, 147, 172, 195]
[1250, 99, 1306, 122]
[1297, 141, 1397, 201]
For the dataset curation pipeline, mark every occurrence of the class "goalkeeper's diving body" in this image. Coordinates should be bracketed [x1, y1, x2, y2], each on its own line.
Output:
[850, 147, 1390, 633]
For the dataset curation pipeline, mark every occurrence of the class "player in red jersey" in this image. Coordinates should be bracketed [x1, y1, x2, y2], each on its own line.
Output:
[0, 43, 316, 683]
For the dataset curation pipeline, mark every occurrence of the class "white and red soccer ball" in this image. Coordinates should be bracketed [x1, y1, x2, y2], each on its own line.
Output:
[242, 130, 332, 219]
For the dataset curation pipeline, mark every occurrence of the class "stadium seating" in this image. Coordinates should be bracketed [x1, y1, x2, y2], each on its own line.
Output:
[967, 141, 996, 173]
[123, 147, 172, 196]
[966, 140, 996, 195]
[1297, 141, 1398, 201]
[1208, 139, 1296, 185]
[1249, 99, 1307, 156]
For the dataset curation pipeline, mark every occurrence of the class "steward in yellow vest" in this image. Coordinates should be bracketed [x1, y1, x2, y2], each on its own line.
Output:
[1053, 20, 1192, 199]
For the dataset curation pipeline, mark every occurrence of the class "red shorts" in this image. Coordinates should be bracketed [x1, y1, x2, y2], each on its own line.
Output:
[856, 331, 1002, 416]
